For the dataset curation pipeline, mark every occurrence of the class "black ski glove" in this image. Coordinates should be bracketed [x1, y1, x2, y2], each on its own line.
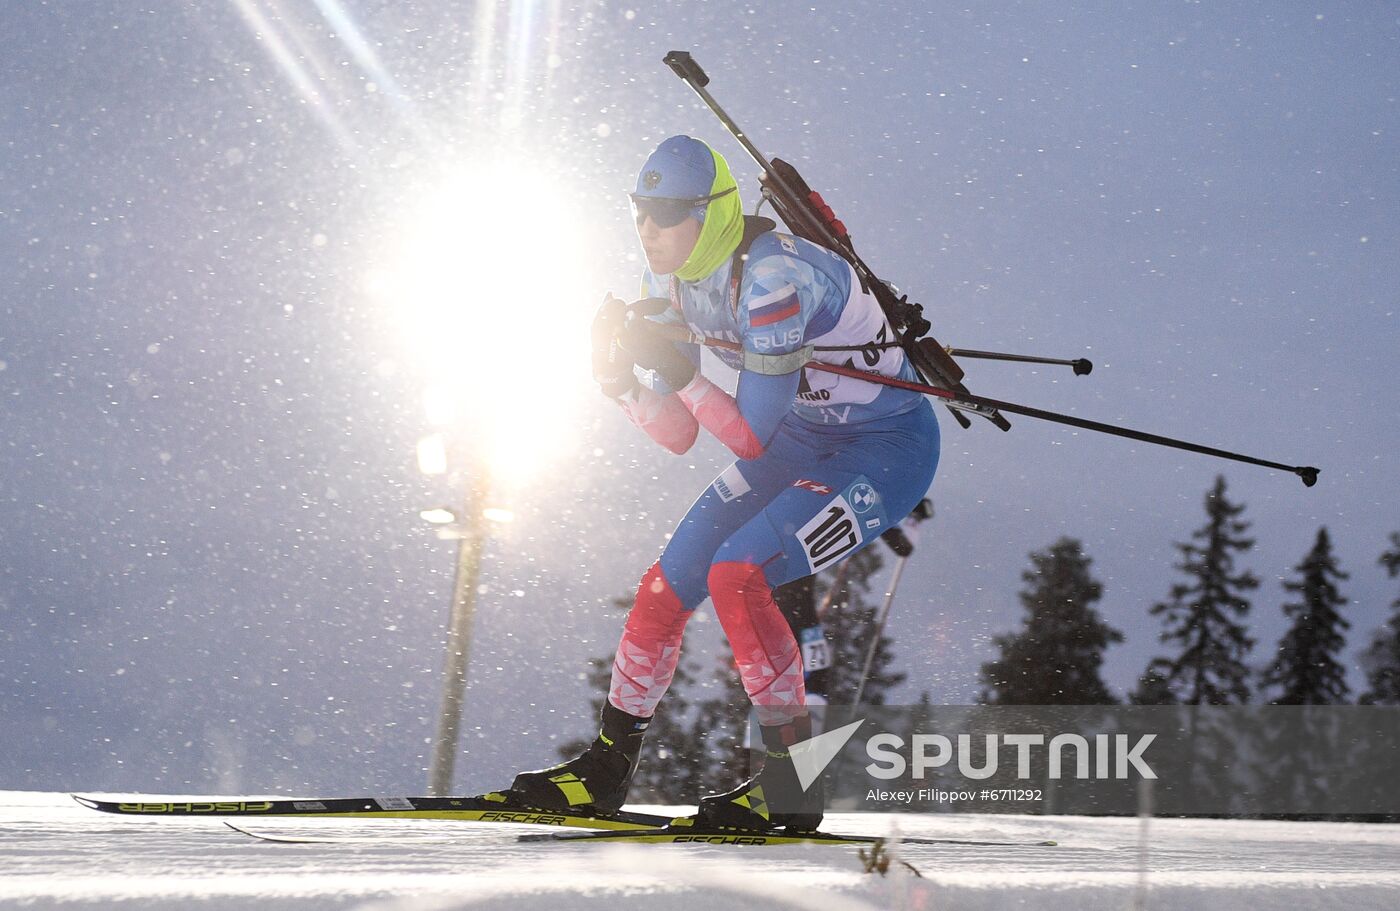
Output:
[591, 295, 637, 398]
[618, 298, 697, 392]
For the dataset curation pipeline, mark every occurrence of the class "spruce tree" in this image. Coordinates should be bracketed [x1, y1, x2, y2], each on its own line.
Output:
[1352, 535, 1400, 821]
[1360, 532, 1400, 704]
[1144, 475, 1258, 705]
[979, 537, 1123, 704]
[1129, 661, 1179, 705]
[1262, 527, 1351, 705]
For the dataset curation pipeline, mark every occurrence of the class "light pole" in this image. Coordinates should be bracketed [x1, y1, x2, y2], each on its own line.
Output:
[418, 436, 513, 796]
[424, 475, 487, 796]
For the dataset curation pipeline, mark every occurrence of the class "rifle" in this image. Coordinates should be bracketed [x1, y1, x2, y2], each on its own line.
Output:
[659, 51, 1319, 488]
[663, 50, 1006, 432]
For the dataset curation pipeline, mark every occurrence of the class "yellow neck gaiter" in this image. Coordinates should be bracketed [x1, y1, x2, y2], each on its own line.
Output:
[675, 147, 744, 282]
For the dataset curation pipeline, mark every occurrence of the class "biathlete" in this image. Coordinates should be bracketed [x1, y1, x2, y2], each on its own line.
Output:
[509, 135, 940, 830]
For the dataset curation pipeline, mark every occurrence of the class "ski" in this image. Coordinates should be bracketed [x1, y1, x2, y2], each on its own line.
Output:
[224, 821, 378, 845]
[520, 821, 1058, 848]
[225, 821, 1056, 849]
[72, 792, 671, 831]
[223, 821, 474, 845]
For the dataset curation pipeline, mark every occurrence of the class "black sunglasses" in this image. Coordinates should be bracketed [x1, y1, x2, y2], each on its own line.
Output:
[629, 187, 735, 228]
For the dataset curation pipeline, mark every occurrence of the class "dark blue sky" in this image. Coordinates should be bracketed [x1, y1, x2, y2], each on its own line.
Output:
[2, 2, 1396, 795]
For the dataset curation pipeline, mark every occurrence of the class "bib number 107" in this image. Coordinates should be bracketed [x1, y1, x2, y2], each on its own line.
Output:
[800, 501, 861, 571]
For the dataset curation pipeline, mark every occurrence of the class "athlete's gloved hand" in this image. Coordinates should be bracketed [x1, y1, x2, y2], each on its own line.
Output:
[591, 294, 637, 398]
[619, 299, 697, 391]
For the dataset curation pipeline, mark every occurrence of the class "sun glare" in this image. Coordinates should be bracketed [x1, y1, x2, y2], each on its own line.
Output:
[372, 158, 597, 487]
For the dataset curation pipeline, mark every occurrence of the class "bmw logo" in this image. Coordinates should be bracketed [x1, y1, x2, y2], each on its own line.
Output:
[849, 483, 877, 514]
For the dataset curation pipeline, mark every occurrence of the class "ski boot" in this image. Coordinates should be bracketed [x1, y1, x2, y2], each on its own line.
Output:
[508, 703, 649, 814]
[696, 713, 824, 832]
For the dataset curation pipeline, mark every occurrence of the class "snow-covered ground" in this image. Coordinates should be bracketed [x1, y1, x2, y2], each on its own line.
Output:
[3, 790, 1398, 910]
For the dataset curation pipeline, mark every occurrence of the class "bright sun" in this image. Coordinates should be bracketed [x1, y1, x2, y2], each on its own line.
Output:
[370, 157, 598, 486]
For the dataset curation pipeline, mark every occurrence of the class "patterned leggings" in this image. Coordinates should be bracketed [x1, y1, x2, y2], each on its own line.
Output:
[608, 401, 939, 726]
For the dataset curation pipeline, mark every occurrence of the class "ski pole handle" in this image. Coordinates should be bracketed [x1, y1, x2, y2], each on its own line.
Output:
[663, 51, 709, 87]
[880, 526, 914, 558]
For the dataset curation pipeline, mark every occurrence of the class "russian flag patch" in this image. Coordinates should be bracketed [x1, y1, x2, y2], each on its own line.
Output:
[748, 285, 800, 328]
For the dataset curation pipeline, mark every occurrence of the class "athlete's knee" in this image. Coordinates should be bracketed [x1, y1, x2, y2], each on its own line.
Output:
[613, 562, 690, 719]
[658, 544, 715, 611]
[706, 560, 775, 625]
[625, 562, 689, 640]
[710, 518, 786, 591]
[707, 560, 806, 715]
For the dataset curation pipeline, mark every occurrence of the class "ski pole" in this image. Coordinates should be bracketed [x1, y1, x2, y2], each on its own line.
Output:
[815, 559, 852, 624]
[812, 343, 1093, 376]
[646, 320, 1319, 487]
[849, 500, 932, 712]
[946, 348, 1094, 376]
[849, 552, 909, 713]
[658, 52, 1317, 488]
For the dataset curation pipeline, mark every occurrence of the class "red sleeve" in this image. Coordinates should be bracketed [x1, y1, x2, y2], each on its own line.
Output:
[616, 385, 699, 455]
[675, 375, 765, 461]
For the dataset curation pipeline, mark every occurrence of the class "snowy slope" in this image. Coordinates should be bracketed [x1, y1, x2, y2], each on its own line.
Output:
[2, 790, 1398, 910]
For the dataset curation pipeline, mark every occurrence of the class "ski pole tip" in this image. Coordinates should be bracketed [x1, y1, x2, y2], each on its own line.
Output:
[1297, 466, 1320, 487]
[1073, 358, 1093, 376]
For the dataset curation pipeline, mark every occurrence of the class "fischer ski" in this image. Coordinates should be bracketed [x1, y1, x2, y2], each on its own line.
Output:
[72, 792, 671, 831]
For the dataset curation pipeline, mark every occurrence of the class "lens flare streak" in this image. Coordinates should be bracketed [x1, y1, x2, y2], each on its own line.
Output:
[227, 0, 358, 151]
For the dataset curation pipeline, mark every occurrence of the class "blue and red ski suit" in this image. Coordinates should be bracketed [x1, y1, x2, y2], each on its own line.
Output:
[609, 230, 940, 726]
